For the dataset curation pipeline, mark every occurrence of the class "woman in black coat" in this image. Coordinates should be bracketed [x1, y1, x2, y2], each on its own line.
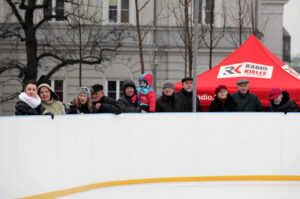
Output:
[209, 85, 237, 112]
[15, 80, 48, 115]
[269, 87, 298, 112]
[68, 87, 96, 114]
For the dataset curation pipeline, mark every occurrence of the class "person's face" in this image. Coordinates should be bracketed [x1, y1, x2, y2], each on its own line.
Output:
[217, 89, 228, 99]
[182, 80, 193, 92]
[125, 87, 135, 97]
[140, 81, 147, 88]
[78, 94, 88, 104]
[39, 87, 51, 102]
[163, 87, 174, 96]
[273, 94, 283, 104]
[25, 83, 38, 98]
[237, 83, 249, 94]
[92, 90, 104, 102]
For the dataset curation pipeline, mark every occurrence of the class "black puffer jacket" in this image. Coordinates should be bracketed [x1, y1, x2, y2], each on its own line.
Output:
[15, 100, 46, 115]
[94, 96, 121, 114]
[156, 93, 184, 112]
[117, 80, 141, 113]
[68, 102, 96, 114]
[209, 94, 238, 112]
[269, 91, 299, 112]
[176, 88, 202, 112]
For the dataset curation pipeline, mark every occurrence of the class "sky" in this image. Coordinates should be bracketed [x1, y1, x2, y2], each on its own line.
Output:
[283, 0, 300, 59]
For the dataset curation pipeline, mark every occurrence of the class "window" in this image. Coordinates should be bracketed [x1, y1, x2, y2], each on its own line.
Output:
[46, 79, 65, 101]
[44, 0, 52, 20]
[121, 0, 130, 23]
[55, 0, 64, 21]
[44, 0, 65, 21]
[205, 0, 214, 24]
[108, 0, 130, 23]
[283, 34, 291, 63]
[195, 0, 214, 25]
[198, 0, 203, 24]
[109, 0, 118, 22]
[107, 80, 124, 100]
[54, 80, 64, 101]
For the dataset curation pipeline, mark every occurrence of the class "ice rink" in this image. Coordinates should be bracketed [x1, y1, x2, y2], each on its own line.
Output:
[1, 113, 300, 199]
[58, 182, 300, 199]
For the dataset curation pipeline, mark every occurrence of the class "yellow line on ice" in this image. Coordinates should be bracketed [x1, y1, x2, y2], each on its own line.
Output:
[18, 175, 300, 199]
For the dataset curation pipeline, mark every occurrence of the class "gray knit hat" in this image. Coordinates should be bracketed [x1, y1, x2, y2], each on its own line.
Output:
[77, 87, 92, 99]
[162, 80, 174, 90]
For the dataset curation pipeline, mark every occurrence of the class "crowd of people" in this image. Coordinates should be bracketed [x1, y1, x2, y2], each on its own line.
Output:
[15, 73, 299, 116]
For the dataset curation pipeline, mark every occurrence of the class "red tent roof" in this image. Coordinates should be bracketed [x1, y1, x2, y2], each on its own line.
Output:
[175, 34, 300, 108]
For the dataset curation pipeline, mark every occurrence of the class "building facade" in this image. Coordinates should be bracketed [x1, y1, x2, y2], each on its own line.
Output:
[0, 0, 289, 115]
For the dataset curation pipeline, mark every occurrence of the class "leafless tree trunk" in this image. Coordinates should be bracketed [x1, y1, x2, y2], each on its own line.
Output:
[134, 0, 151, 74]
[184, 0, 193, 77]
[135, 0, 145, 74]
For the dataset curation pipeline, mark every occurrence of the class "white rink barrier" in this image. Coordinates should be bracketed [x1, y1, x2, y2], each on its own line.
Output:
[1, 113, 300, 199]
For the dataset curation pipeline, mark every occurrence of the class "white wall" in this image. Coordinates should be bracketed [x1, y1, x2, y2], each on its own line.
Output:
[1, 113, 300, 199]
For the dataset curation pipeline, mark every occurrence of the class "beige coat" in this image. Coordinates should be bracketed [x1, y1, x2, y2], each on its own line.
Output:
[42, 100, 65, 114]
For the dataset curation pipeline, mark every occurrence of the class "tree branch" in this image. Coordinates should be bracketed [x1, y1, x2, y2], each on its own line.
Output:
[0, 92, 19, 104]
[0, 62, 24, 77]
[5, 0, 26, 29]
[19, 0, 28, 9]
[0, 29, 26, 41]
[138, 0, 150, 12]
[35, 15, 67, 31]
[37, 52, 65, 62]
[37, 46, 121, 84]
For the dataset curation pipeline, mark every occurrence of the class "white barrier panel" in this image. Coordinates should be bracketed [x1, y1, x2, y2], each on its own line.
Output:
[0, 113, 300, 199]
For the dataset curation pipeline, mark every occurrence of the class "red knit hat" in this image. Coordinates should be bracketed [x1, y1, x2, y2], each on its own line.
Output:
[269, 87, 282, 100]
[215, 85, 227, 94]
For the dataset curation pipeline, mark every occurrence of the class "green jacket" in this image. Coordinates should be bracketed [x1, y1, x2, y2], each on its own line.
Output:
[42, 100, 65, 114]
[231, 91, 263, 112]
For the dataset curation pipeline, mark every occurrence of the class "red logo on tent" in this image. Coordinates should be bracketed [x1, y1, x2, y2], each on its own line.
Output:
[223, 65, 242, 75]
[234, 65, 242, 73]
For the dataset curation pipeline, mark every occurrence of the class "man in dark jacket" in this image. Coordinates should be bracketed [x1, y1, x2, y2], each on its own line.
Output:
[117, 80, 141, 113]
[91, 84, 121, 114]
[231, 79, 263, 112]
[176, 77, 202, 112]
[156, 80, 184, 112]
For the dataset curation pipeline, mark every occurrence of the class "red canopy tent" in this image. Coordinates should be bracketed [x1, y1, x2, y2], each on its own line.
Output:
[175, 34, 300, 110]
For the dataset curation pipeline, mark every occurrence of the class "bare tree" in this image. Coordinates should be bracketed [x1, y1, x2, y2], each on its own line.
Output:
[39, 0, 127, 86]
[169, 0, 206, 77]
[202, 0, 226, 69]
[134, 0, 151, 74]
[226, 0, 261, 48]
[0, 0, 126, 102]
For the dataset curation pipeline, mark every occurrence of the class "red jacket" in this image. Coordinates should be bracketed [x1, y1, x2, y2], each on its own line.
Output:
[131, 73, 156, 112]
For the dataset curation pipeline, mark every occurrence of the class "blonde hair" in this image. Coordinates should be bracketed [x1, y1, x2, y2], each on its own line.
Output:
[72, 96, 93, 113]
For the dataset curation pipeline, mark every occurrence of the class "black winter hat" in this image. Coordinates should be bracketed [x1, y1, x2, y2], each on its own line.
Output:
[91, 84, 103, 93]
[122, 80, 136, 92]
[182, 77, 193, 83]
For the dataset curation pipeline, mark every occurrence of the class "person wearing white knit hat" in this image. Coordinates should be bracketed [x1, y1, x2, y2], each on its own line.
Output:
[38, 83, 65, 114]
